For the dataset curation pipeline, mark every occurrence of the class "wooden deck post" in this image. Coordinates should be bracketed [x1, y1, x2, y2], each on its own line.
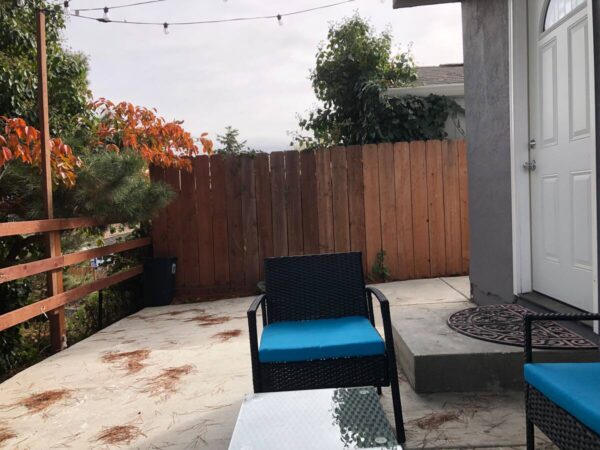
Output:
[37, 10, 66, 352]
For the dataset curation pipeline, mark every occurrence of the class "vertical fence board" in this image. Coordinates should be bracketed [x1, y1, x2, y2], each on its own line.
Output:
[270, 152, 288, 257]
[410, 141, 431, 278]
[378, 143, 400, 279]
[180, 167, 200, 287]
[315, 148, 335, 254]
[225, 156, 244, 287]
[241, 156, 260, 287]
[300, 151, 320, 254]
[363, 144, 382, 275]
[458, 140, 470, 274]
[393, 143, 415, 280]
[164, 168, 182, 285]
[149, 166, 169, 257]
[285, 151, 303, 255]
[331, 146, 350, 253]
[346, 146, 367, 270]
[442, 140, 463, 275]
[210, 154, 230, 284]
[193, 156, 215, 287]
[255, 153, 273, 279]
[426, 140, 446, 277]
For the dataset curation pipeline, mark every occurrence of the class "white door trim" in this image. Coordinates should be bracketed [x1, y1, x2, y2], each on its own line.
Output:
[509, 0, 599, 314]
[509, 0, 533, 296]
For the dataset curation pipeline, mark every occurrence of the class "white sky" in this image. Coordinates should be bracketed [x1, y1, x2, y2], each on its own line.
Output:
[63, 0, 463, 151]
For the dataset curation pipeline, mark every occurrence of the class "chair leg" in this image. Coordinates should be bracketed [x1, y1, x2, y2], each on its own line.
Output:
[376, 386, 382, 395]
[389, 366, 406, 444]
[526, 417, 534, 450]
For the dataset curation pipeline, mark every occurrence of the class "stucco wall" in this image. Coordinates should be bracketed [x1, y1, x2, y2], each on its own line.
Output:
[462, 0, 514, 304]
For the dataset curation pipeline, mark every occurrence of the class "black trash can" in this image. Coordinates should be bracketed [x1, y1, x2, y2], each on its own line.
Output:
[143, 257, 177, 307]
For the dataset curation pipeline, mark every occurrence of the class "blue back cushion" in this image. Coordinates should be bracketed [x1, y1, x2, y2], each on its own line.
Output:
[258, 316, 385, 363]
[525, 362, 600, 435]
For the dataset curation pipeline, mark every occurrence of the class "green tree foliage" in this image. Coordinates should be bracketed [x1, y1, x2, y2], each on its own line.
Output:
[0, 1, 90, 137]
[296, 14, 462, 147]
[216, 126, 247, 154]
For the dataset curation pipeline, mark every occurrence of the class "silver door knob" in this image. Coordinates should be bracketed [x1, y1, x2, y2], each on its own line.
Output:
[523, 160, 537, 171]
[529, 139, 536, 149]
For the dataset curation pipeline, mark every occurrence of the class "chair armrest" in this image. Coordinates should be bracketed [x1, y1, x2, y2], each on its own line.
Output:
[248, 294, 266, 314]
[366, 287, 396, 354]
[524, 313, 600, 363]
[247, 294, 266, 392]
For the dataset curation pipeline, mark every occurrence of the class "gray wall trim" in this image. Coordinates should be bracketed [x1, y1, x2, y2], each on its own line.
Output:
[462, 0, 515, 305]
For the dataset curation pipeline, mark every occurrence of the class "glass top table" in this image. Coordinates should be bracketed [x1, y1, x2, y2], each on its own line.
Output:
[228, 387, 401, 450]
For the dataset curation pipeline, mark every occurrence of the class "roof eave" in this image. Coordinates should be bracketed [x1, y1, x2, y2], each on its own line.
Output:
[386, 83, 465, 98]
[393, 0, 460, 8]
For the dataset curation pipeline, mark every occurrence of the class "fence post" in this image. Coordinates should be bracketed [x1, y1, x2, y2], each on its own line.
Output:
[37, 10, 66, 352]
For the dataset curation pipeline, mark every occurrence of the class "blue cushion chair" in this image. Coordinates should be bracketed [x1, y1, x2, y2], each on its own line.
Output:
[524, 313, 600, 450]
[247, 252, 406, 443]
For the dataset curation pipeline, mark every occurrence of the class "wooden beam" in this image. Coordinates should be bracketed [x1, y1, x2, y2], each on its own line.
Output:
[36, 10, 66, 352]
[0, 217, 104, 237]
[0, 266, 143, 332]
[0, 237, 151, 284]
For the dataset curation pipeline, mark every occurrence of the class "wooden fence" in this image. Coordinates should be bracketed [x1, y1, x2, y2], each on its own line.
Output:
[151, 139, 469, 299]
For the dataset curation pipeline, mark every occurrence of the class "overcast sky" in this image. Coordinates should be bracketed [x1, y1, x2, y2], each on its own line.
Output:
[63, 0, 463, 151]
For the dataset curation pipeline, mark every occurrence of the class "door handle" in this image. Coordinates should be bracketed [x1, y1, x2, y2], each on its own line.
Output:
[529, 139, 536, 149]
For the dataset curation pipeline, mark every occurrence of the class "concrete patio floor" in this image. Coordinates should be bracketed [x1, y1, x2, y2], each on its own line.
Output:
[0, 276, 555, 449]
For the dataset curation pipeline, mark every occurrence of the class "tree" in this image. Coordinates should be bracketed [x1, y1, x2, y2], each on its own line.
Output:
[0, 1, 90, 138]
[0, 1, 213, 377]
[296, 14, 462, 147]
[216, 126, 247, 154]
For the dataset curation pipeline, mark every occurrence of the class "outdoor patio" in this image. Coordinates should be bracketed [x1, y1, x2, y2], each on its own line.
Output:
[0, 276, 555, 449]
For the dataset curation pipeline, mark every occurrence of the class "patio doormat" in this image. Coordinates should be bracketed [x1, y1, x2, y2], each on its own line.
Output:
[447, 304, 597, 349]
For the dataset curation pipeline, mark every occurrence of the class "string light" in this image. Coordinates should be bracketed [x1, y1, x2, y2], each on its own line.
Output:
[16, 0, 26, 6]
[69, 0, 355, 33]
[63, 0, 69, 14]
[74, 0, 166, 13]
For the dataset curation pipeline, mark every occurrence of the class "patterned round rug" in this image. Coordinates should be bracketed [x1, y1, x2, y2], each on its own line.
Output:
[447, 304, 597, 349]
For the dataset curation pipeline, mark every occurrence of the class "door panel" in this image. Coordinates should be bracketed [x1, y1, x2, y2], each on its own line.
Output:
[528, 0, 596, 311]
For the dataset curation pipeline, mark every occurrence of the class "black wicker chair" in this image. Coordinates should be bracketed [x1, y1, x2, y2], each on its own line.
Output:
[524, 313, 600, 450]
[247, 252, 406, 443]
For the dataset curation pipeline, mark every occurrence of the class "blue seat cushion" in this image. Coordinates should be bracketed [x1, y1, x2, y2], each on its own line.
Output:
[258, 316, 385, 363]
[525, 362, 600, 435]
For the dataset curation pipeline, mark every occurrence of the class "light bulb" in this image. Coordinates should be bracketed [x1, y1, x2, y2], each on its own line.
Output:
[16, 0, 25, 7]
[277, 14, 283, 26]
[163, 22, 170, 35]
[63, 1, 70, 14]
[103, 7, 110, 21]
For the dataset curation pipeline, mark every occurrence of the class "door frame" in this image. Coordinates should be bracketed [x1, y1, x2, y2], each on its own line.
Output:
[508, 0, 599, 314]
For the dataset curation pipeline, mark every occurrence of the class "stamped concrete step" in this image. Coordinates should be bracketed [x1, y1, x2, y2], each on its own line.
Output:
[373, 277, 599, 394]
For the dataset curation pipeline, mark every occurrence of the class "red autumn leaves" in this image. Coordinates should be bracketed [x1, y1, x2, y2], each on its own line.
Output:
[0, 99, 214, 187]
[0, 116, 80, 187]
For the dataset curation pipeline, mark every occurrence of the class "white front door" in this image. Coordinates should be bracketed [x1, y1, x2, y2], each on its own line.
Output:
[528, 0, 596, 311]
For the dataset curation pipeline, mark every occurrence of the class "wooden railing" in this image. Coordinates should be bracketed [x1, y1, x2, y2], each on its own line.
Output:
[0, 11, 150, 351]
[0, 219, 150, 347]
